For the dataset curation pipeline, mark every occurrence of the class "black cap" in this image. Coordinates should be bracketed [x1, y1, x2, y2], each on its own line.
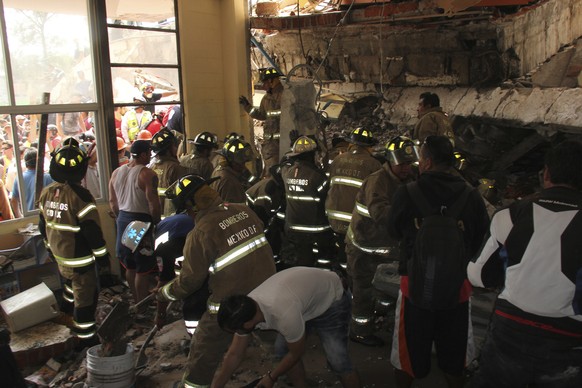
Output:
[130, 140, 151, 156]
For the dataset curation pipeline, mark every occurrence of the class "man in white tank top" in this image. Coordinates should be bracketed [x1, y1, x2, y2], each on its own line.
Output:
[109, 140, 161, 305]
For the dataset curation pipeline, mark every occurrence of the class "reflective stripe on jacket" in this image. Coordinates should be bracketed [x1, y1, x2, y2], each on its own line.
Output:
[325, 145, 382, 234]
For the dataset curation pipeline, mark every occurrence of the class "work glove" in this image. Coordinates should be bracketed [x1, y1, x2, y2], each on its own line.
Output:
[289, 129, 300, 143]
[239, 95, 251, 109]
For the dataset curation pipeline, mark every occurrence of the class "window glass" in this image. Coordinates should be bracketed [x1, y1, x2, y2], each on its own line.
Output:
[111, 67, 179, 109]
[108, 28, 177, 66]
[0, 19, 9, 107]
[4, 3, 95, 105]
[106, 0, 175, 28]
[0, 111, 102, 219]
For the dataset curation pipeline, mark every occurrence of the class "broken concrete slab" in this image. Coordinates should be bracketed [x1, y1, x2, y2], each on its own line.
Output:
[10, 321, 74, 369]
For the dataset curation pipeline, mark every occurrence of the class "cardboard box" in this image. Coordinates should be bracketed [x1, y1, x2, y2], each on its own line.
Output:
[0, 282, 59, 333]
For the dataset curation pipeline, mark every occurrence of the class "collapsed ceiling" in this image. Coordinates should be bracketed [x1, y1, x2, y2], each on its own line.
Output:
[248, 0, 582, 201]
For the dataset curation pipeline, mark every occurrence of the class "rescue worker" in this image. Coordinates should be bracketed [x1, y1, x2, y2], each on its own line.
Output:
[281, 136, 333, 267]
[121, 96, 152, 143]
[239, 67, 283, 174]
[210, 138, 254, 204]
[140, 81, 177, 115]
[346, 136, 419, 347]
[109, 140, 161, 304]
[117, 137, 129, 166]
[245, 163, 286, 265]
[180, 131, 218, 180]
[156, 174, 276, 388]
[38, 142, 110, 346]
[136, 129, 153, 141]
[149, 128, 188, 216]
[412, 92, 454, 144]
[325, 127, 382, 267]
[154, 211, 208, 336]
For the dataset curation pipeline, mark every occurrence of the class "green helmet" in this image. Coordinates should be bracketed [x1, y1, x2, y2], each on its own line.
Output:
[385, 136, 419, 165]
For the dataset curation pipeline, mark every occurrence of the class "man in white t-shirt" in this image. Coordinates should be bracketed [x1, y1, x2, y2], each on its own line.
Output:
[213, 267, 360, 388]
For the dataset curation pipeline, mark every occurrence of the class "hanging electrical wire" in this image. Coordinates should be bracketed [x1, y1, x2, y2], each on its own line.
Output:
[314, 0, 356, 76]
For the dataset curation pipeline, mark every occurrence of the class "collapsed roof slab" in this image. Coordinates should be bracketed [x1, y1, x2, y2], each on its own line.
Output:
[380, 85, 582, 134]
[254, 0, 582, 86]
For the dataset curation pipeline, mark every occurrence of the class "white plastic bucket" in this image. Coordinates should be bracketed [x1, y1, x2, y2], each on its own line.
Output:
[85, 344, 135, 388]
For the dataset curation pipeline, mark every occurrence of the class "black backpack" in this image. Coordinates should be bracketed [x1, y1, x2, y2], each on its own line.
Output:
[406, 182, 472, 310]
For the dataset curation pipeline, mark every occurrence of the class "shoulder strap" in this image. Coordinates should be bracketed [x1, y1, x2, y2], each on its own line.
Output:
[406, 182, 433, 217]
[446, 185, 473, 218]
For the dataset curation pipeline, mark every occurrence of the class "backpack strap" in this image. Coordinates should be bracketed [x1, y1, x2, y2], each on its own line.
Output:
[406, 182, 433, 218]
[446, 185, 473, 219]
[407, 182, 473, 219]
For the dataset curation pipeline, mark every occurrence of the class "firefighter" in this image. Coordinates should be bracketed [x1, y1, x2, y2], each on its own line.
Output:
[150, 128, 188, 216]
[210, 138, 254, 204]
[281, 136, 333, 267]
[239, 67, 283, 174]
[38, 142, 110, 346]
[325, 127, 383, 267]
[116, 137, 129, 166]
[179, 131, 218, 180]
[245, 163, 286, 265]
[345, 136, 419, 347]
[153, 211, 209, 336]
[156, 174, 276, 388]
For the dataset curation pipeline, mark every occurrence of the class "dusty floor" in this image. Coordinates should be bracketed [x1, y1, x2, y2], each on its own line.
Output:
[14, 283, 493, 387]
[132, 316, 467, 388]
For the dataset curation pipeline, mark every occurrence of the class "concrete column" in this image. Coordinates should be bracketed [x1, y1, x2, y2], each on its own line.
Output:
[177, 0, 252, 141]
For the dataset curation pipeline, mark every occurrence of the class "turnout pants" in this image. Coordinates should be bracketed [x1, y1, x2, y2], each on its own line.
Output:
[183, 310, 233, 387]
[346, 243, 385, 336]
[59, 264, 98, 339]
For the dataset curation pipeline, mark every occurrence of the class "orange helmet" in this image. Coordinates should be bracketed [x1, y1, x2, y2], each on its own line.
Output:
[116, 137, 127, 151]
[137, 130, 153, 141]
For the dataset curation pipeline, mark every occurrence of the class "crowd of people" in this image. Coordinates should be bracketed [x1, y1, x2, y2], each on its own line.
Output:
[7, 81, 579, 388]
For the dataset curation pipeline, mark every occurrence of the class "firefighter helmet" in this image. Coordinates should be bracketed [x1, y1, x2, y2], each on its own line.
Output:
[454, 151, 467, 171]
[49, 144, 89, 183]
[289, 136, 317, 157]
[224, 132, 244, 143]
[220, 138, 253, 165]
[349, 127, 377, 147]
[136, 130, 153, 141]
[151, 128, 176, 155]
[191, 131, 218, 148]
[259, 67, 282, 82]
[385, 136, 419, 165]
[165, 174, 219, 213]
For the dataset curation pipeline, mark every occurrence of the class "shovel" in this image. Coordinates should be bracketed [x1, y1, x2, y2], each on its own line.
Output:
[134, 300, 174, 373]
